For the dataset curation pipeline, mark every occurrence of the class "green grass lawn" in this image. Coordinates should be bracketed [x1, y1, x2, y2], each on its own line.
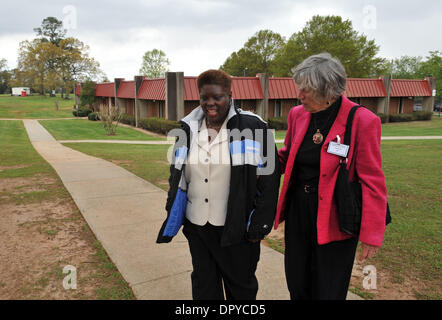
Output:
[62, 143, 171, 191]
[0, 120, 54, 179]
[378, 140, 441, 299]
[65, 138, 441, 299]
[39, 119, 163, 141]
[0, 94, 75, 119]
[274, 130, 286, 141]
[381, 117, 442, 136]
[274, 117, 442, 141]
[276, 140, 441, 299]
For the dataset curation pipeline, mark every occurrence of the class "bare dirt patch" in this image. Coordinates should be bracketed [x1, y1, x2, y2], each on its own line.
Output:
[350, 260, 418, 300]
[0, 174, 134, 299]
[264, 222, 421, 300]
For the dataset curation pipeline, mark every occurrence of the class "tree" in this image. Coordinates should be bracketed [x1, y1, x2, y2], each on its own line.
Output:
[33, 17, 67, 46]
[0, 58, 6, 70]
[80, 80, 96, 109]
[419, 51, 442, 104]
[272, 15, 388, 77]
[388, 55, 423, 79]
[58, 38, 105, 98]
[386, 51, 441, 104]
[14, 17, 106, 96]
[221, 30, 285, 76]
[0, 58, 11, 94]
[13, 39, 57, 94]
[139, 49, 170, 78]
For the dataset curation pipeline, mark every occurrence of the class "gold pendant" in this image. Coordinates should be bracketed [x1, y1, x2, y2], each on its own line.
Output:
[313, 129, 323, 144]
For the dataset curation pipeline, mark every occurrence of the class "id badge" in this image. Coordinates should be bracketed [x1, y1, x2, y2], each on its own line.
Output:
[327, 136, 349, 157]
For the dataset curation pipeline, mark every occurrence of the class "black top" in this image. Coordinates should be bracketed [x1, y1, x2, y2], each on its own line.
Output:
[294, 96, 342, 184]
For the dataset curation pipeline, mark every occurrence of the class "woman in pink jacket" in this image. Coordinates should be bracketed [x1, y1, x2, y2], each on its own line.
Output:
[276, 53, 387, 300]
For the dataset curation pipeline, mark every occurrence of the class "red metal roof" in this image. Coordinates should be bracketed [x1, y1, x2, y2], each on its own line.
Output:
[94, 76, 432, 101]
[269, 78, 298, 99]
[137, 78, 165, 100]
[390, 79, 432, 97]
[75, 84, 81, 96]
[184, 77, 199, 101]
[344, 78, 387, 97]
[116, 80, 135, 99]
[231, 77, 264, 100]
[95, 82, 115, 97]
[180, 76, 265, 101]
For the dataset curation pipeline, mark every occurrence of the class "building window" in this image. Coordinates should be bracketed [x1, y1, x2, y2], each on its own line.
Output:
[275, 100, 282, 117]
[413, 97, 423, 111]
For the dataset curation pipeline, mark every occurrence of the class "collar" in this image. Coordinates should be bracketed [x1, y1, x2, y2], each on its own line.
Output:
[197, 117, 229, 152]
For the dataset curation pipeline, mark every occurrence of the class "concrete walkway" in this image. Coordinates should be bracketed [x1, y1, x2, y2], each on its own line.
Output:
[23, 119, 362, 300]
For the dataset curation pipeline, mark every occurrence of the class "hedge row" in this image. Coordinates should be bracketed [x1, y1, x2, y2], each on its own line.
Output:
[120, 114, 136, 126]
[73, 108, 93, 117]
[139, 117, 181, 135]
[86, 110, 433, 133]
[88, 112, 100, 121]
[267, 117, 288, 130]
[85, 113, 180, 135]
[267, 111, 433, 129]
[377, 111, 433, 123]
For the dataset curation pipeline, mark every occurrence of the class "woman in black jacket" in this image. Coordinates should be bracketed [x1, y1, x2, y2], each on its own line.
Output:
[157, 69, 280, 300]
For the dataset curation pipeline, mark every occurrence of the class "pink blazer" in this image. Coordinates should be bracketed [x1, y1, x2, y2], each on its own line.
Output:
[275, 95, 387, 247]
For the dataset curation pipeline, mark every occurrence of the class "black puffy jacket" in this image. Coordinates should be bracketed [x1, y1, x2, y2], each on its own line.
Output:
[156, 104, 281, 247]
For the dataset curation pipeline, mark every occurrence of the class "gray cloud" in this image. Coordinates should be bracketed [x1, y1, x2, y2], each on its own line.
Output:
[0, 0, 440, 78]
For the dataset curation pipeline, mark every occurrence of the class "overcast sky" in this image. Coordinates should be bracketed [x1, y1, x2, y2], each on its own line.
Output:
[0, 0, 440, 80]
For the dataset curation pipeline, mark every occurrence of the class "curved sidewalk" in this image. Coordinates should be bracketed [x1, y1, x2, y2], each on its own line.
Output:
[23, 119, 361, 300]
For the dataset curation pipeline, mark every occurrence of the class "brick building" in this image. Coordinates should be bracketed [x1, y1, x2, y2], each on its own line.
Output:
[75, 73, 435, 124]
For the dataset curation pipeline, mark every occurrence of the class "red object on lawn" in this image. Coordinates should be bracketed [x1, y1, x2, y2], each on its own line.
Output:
[21, 90, 26, 97]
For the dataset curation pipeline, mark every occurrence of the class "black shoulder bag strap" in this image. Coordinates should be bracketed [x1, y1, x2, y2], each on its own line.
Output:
[342, 105, 391, 226]
[343, 105, 361, 155]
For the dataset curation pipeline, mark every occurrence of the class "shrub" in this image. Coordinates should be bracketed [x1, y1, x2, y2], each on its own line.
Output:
[267, 117, 288, 130]
[73, 108, 92, 117]
[76, 108, 93, 117]
[120, 114, 136, 126]
[377, 112, 433, 123]
[389, 113, 413, 122]
[99, 105, 123, 136]
[412, 111, 432, 121]
[139, 117, 180, 135]
[88, 112, 100, 121]
[376, 113, 388, 124]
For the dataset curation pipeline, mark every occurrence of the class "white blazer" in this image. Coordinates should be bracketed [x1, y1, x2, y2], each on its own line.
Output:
[184, 118, 231, 226]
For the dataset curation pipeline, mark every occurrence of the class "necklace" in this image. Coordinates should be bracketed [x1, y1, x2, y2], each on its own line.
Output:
[312, 105, 335, 145]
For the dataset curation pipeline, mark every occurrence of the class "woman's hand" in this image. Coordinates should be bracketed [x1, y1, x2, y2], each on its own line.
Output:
[359, 242, 379, 262]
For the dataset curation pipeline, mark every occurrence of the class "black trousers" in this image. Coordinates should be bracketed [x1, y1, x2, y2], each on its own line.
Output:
[182, 219, 260, 300]
[284, 184, 358, 300]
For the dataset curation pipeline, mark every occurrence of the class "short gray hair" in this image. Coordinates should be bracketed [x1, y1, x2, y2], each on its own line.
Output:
[292, 52, 347, 102]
